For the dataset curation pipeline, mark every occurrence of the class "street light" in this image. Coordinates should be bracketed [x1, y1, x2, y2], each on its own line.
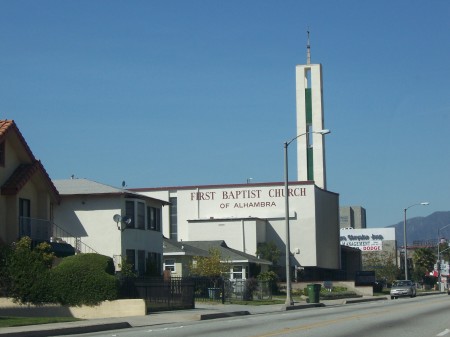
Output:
[437, 224, 450, 292]
[403, 202, 429, 280]
[284, 128, 330, 306]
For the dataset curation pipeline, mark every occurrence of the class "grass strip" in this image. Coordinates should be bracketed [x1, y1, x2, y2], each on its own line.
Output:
[0, 316, 80, 328]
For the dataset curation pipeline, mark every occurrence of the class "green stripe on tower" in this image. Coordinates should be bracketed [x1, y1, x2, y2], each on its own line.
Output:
[307, 147, 314, 181]
[305, 88, 312, 124]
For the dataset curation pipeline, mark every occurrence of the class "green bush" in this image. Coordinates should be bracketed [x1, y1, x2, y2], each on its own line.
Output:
[257, 271, 279, 294]
[0, 242, 12, 296]
[51, 253, 119, 306]
[319, 291, 360, 300]
[5, 237, 56, 305]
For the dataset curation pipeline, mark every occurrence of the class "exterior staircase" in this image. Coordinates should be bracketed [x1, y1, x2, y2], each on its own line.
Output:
[19, 216, 98, 255]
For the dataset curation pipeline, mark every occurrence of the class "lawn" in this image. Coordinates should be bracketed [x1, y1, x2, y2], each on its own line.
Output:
[0, 316, 80, 328]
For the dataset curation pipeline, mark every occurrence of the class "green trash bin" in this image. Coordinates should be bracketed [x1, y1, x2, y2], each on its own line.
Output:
[307, 284, 321, 303]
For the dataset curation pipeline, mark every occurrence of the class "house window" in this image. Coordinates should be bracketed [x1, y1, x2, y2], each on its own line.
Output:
[148, 252, 162, 276]
[125, 249, 136, 272]
[156, 208, 161, 232]
[125, 199, 146, 229]
[232, 266, 243, 279]
[137, 250, 146, 275]
[137, 202, 145, 230]
[19, 198, 31, 237]
[147, 206, 162, 232]
[147, 207, 155, 230]
[169, 197, 177, 240]
[164, 259, 175, 272]
[0, 141, 5, 167]
[125, 200, 135, 228]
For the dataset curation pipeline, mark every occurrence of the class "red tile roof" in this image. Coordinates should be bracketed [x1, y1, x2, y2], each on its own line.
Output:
[0, 119, 35, 160]
[0, 120, 60, 202]
[2, 162, 40, 194]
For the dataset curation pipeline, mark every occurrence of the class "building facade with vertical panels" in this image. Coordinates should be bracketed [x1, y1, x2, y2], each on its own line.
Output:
[340, 206, 367, 229]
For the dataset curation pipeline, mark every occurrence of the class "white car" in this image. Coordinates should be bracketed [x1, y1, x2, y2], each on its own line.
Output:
[390, 280, 416, 299]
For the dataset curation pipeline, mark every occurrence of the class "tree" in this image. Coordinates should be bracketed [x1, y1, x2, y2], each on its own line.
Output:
[256, 242, 280, 270]
[362, 251, 399, 284]
[413, 248, 436, 281]
[190, 248, 230, 278]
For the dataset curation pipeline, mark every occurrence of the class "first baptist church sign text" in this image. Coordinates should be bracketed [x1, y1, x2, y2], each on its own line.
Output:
[189, 187, 307, 210]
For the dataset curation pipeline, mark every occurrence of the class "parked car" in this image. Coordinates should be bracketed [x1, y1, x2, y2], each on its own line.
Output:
[390, 280, 416, 299]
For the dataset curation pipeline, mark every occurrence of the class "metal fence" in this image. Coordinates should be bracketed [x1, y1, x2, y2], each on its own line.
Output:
[189, 276, 225, 303]
[19, 217, 50, 241]
[189, 277, 272, 303]
[19, 217, 98, 254]
[118, 276, 273, 311]
[224, 279, 272, 301]
[119, 277, 195, 311]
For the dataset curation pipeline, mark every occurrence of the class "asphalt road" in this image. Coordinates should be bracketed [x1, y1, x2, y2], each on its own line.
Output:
[61, 295, 450, 337]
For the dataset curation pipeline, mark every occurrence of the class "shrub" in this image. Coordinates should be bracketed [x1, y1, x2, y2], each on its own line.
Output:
[51, 253, 119, 306]
[0, 242, 12, 296]
[6, 237, 56, 305]
[257, 270, 279, 294]
[243, 278, 258, 300]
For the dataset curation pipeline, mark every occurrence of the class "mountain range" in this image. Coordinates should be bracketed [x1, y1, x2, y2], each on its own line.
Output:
[386, 211, 450, 247]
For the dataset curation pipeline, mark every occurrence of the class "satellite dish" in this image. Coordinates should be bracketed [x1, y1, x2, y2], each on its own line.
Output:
[113, 214, 122, 223]
[122, 216, 132, 225]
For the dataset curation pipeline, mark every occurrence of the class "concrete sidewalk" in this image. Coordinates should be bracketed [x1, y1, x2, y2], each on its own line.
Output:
[0, 295, 408, 337]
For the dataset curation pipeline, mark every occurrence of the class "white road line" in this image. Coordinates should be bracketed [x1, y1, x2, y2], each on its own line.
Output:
[437, 329, 450, 336]
[147, 326, 184, 333]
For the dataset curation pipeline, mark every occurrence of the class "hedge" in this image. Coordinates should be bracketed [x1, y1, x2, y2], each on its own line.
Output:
[51, 253, 119, 306]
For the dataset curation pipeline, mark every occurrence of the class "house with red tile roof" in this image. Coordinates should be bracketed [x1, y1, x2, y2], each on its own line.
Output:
[0, 120, 61, 248]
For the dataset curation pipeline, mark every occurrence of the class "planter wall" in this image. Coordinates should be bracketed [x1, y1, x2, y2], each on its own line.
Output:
[0, 298, 146, 318]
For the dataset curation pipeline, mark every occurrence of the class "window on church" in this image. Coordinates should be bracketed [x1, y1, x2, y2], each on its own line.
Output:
[169, 197, 178, 240]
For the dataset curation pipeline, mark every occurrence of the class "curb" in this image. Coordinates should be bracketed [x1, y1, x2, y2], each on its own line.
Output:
[1, 322, 132, 337]
[285, 303, 325, 310]
[199, 311, 250, 320]
[343, 297, 388, 304]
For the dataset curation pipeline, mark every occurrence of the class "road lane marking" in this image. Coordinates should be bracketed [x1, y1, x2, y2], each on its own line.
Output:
[437, 329, 450, 336]
[253, 298, 449, 337]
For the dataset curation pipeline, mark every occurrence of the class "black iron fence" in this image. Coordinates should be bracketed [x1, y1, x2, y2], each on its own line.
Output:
[224, 279, 272, 301]
[119, 276, 195, 311]
[189, 276, 225, 303]
[119, 276, 273, 311]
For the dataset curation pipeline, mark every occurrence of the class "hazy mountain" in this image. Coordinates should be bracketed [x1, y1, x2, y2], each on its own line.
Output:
[387, 211, 450, 247]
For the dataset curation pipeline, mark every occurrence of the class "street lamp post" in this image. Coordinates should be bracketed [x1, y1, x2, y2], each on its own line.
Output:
[437, 224, 450, 292]
[284, 128, 330, 306]
[403, 202, 429, 280]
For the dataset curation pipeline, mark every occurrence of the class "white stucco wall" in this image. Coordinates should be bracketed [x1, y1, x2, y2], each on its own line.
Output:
[53, 195, 163, 270]
[53, 195, 122, 258]
[296, 63, 327, 189]
[138, 181, 340, 269]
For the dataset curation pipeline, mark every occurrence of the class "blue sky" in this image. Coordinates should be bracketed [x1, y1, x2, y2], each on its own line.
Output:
[1, 1, 449, 227]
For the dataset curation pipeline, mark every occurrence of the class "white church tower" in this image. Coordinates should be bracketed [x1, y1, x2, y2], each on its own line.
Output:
[295, 31, 327, 189]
